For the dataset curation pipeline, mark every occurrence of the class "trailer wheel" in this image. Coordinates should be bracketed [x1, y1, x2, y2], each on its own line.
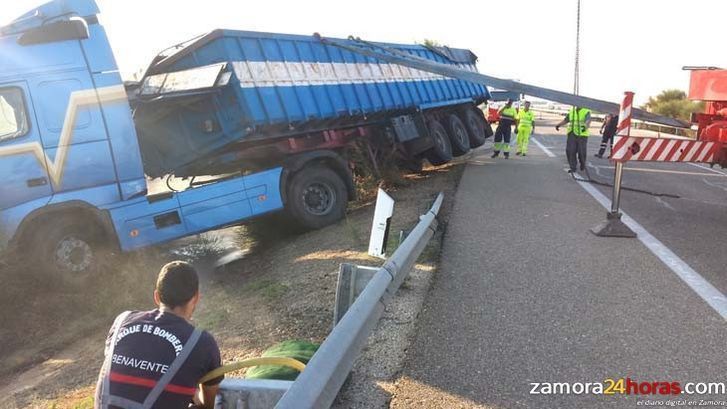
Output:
[31, 217, 111, 287]
[424, 119, 453, 166]
[463, 109, 487, 148]
[446, 114, 471, 156]
[483, 120, 494, 138]
[477, 107, 494, 138]
[287, 165, 348, 230]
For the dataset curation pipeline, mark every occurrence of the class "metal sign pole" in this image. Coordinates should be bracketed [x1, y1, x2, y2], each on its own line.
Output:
[611, 161, 624, 214]
[591, 91, 637, 238]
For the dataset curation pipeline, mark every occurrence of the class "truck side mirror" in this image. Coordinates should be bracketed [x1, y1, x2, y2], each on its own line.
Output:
[17, 19, 89, 46]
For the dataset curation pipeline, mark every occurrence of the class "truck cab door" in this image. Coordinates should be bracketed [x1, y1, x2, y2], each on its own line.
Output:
[26, 71, 119, 197]
[0, 82, 52, 210]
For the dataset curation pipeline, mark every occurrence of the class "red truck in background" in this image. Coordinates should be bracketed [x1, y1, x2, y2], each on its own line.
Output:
[688, 68, 727, 167]
[486, 107, 500, 123]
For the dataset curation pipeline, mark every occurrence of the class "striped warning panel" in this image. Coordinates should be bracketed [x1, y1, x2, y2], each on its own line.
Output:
[616, 92, 634, 137]
[611, 136, 718, 163]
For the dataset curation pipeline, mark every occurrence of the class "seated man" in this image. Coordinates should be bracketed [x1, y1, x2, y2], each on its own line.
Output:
[95, 261, 223, 409]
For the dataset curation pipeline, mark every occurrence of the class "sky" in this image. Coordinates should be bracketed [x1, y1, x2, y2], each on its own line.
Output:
[2, 0, 726, 105]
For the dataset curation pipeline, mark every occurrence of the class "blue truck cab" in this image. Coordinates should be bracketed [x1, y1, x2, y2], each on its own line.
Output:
[0, 0, 288, 277]
[1, 0, 490, 280]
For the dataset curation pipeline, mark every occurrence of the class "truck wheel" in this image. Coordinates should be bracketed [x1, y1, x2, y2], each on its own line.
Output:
[463, 109, 487, 148]
[287, 165, 348, 230]
[476, 107, 495, 138]
[483, 120, 494, 138]
[32, 218, 110, 286]
[424, 120, 453, 166]
[446, 114, 471, 156]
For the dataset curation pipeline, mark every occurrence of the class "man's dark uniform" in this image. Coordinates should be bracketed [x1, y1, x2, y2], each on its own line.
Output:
[95, 309, 223, 408]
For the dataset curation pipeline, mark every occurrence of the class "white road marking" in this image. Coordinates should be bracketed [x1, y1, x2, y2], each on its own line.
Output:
[701, 177, 727, 192]
[654, 196, 675, 211]
[534, 136, 727, 319]
[688, 162, 727, 176]
[532, 137, 556, 158]
[588, 161, 607, 178]
[576, 180, 727, 320]
[588, 165, 725, 178]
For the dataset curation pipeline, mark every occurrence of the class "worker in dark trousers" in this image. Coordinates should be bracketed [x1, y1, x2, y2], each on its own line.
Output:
[595, 113, 619, 158]
[491, 99, 517, 158]
[555, 106, 592, 173]
[94, 261, 222, 409]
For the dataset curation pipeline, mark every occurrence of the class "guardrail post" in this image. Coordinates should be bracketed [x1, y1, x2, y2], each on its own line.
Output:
[216, 379, 293, 409]
[333, 263, 379, 326]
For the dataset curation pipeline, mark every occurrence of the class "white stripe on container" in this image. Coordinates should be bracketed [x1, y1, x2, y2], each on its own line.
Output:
[231, 61, 477, 88]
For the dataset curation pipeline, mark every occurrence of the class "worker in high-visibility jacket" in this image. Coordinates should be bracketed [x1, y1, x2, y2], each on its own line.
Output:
[555, 106, 592, 173]
[491, 99, 517, 159]
[515, 101, 535, 156]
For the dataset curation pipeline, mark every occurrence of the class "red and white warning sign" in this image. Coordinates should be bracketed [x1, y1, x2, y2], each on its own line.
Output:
[610, 91, 718, 163]
[611, 136, 719, 163]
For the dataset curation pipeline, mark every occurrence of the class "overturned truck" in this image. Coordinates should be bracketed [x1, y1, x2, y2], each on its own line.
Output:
[0, 0, 491, 277]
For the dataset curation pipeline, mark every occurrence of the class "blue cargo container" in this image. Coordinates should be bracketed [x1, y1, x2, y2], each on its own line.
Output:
[135, 30, 489, 176]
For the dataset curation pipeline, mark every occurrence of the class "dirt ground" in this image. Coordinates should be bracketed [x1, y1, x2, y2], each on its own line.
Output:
[0, 160, 465, 409]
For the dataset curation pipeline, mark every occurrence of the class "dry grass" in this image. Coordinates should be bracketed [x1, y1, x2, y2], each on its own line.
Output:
[1, 159, 465, 408]
[348, 139, 412, 208]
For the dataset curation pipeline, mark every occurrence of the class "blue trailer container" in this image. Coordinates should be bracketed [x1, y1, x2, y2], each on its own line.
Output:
[135, 30, 490, 176]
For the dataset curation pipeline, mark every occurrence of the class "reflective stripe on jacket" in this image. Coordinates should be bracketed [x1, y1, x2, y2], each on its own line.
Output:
[500, 106, 517, 121]
[517, 110, 535, 128]
[567, 107, 591, 137]
[95, 312, 203, 409]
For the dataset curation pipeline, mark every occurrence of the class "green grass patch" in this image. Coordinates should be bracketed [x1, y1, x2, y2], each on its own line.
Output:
[343, 217, 364, 247]
[248, 279, 289, 301]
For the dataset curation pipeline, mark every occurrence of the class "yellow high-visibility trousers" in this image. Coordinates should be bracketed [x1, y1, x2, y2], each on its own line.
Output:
[516, 126, 532, 154]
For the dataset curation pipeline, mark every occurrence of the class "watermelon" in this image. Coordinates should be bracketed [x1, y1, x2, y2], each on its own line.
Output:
[246, 340, 319, 381]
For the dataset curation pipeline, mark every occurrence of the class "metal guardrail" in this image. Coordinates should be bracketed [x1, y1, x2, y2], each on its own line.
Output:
[216, 379, 293, 408]
[531, 107, 693, 139]
[272, 192, 444, 409]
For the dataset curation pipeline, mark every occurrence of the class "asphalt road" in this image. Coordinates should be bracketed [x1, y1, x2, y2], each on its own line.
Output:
[392, 118, 727, 408]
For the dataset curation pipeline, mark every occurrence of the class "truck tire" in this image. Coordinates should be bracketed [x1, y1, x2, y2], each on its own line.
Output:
[287, 165, 348, 230]
[31, 217, 110, 287]
[424, 119, 453, 166]
[481, 110, 494, 139]
[483, 120, 494, 138]
[446, 114, 471, 156]
[463, 108, 487, 148]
